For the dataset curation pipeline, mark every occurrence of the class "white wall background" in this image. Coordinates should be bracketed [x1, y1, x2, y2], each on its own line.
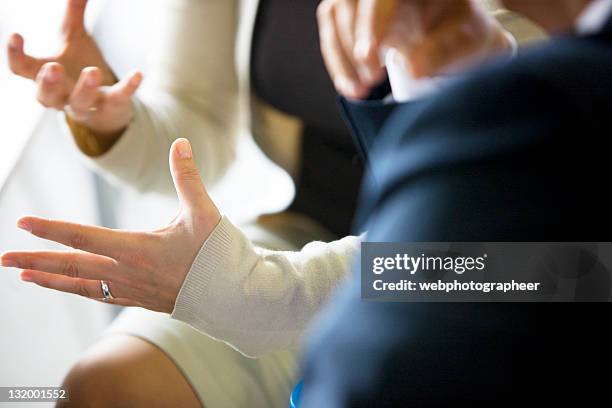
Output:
[0, 2, 114, 406]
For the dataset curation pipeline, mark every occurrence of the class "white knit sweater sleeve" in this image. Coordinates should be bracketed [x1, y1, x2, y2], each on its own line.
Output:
[171, 216, 362, 357]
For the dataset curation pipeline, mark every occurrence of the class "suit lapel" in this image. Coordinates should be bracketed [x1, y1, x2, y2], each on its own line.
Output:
[338, 98, 397, 166]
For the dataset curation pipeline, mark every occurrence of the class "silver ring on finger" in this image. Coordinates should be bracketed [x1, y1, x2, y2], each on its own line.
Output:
[100, 280, 115, 302]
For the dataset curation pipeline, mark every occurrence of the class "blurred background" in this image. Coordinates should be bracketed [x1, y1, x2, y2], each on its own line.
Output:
[0, 1, 293, 406]
[1, 3, 113, 405]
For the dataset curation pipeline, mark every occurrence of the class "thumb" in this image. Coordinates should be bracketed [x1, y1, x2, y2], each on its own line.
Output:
[169, 138, 213, 213]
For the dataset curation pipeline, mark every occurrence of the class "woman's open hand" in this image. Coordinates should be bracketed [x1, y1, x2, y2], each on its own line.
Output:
[1, 139, 221, 314]
[317, 0, 514, 99]
[7, 0, 142, 138]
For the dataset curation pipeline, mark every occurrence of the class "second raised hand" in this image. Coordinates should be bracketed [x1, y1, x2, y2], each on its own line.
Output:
[6, 0, 143, 137]
[318, 0, 514, 99]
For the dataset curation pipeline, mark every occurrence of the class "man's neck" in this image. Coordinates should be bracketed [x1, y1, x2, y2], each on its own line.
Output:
[504, 0, 592, 33]
[549, 0, 593, 33]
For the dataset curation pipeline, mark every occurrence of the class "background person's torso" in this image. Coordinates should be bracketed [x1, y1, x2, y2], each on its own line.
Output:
[251, 0, 364, 237]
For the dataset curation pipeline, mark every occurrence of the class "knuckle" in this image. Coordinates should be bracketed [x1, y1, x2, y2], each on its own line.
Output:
[62, 259, 80, 279]
[69, 227, 87, 250]
[68, 95, 87, 111]
[12, 257, 33, 270]
[23, 257, 35, 270]
[66, 106, 88, 121]
[177, 166, 202, 182]
[75, 281, 91, 298]
[72, 84, 95, 103]
[65, 105, 89, 122]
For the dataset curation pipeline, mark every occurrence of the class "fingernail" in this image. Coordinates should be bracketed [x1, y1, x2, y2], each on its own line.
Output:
[85, 75, 97, 87]
[17, 220, 32, 232]
[9, 35, 20, 49]
[20, 273, 33, 283]
[1, 259, 18, 268]
[45, 66, 59, 83]
[130, 72, 143, 86]
[176, 139, 192, 159]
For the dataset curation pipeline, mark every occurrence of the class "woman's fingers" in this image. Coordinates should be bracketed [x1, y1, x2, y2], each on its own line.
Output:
[334, 0, 358, 70]
[19, 270, 141, 306]
[16, 216, 135, 261]
[65, 70, 141, 128]
[354, 0, 396, 84]
[21, 270, 106, 299]
[318, 0, 369, 98]
[66, 66, 103, 120]
[1, 250, 118, 282]
[105, 71, 143, 104]
[6, 33, 50, 80]
[35, 63, 72, 109]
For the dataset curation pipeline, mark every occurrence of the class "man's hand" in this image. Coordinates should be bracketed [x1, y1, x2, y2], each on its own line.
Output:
[1, 139, 221, 314]
[317, 0, 514, 99]
[7, 0, 142, 138]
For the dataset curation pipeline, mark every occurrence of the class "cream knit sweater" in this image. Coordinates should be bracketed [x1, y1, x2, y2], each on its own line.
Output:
[172, 217, 361, 357]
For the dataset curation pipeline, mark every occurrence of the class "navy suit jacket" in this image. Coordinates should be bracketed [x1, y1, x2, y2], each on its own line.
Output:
[300, 17, 612, 408]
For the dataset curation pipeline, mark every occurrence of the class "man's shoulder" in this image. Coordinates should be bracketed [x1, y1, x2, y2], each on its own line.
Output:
[462, 33, 612, 106]
[507, 33, 612, 84]
[384, 33, 612, 136]
[368, 34, 612, 201]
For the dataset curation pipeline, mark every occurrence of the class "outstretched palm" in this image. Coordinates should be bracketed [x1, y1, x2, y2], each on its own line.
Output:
[1, 139, 222, 314]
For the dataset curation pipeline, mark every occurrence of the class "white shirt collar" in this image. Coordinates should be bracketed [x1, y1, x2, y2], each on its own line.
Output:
[576, 0, 612, 35]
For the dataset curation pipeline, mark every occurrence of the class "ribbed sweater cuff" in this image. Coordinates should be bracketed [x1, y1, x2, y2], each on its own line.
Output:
[171, 216, 234, 324]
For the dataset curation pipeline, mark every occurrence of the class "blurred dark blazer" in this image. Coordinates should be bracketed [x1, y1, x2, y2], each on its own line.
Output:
[300, 15, 612, 408]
